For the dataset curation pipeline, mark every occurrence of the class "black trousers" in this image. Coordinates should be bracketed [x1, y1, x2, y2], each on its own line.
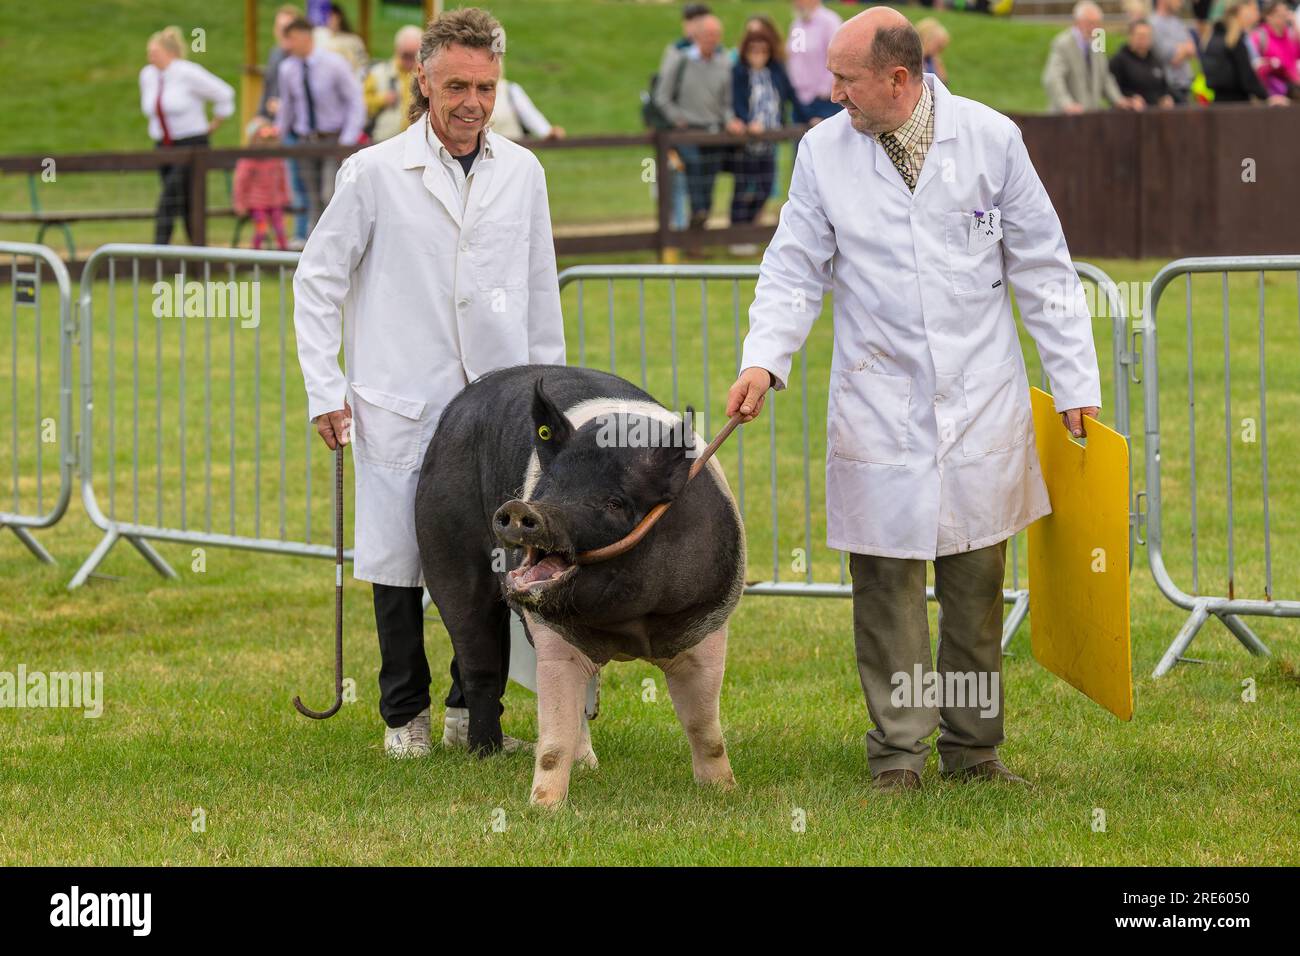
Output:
[153, 134, 208, 245]
[681, 143, 729, 219]
[729, 146, 776, 226]
[372, 584, 509, 729]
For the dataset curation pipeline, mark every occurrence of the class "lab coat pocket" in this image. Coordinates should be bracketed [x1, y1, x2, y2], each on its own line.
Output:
[350, 383, 428, 471]
[471, 218, 530, 292]
[830, 367, 912, 466]
[943, 210, 1004, 296]
[960, 357, 1030, 458]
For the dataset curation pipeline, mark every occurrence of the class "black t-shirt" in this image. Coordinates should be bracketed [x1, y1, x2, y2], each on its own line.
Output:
[453, 143, 480, 176]
[424, 118, 482, 175]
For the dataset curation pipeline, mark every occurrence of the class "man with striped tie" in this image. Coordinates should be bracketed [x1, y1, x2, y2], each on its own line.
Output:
[277, 16, 365, 234]
[727, 7, 1101, 793]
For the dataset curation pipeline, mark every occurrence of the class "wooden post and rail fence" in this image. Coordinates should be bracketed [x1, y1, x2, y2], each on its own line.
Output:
[2, 101, 1299, 279]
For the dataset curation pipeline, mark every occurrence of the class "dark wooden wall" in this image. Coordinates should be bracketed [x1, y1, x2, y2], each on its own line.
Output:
[1013, 103, 1300, 259]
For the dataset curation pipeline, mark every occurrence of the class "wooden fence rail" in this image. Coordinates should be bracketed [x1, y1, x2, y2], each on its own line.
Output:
[2, 102, 1298, 271]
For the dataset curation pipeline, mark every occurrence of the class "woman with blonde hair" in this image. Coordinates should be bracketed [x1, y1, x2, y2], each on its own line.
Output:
[139, 26, 236, 243]
[1202, 0, 1290, 103]
[916, 17, 951, 84]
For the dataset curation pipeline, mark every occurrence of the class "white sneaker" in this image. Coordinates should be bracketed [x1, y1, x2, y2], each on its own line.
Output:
[384, 707, 432, 759]
[441, 706, 533, 753]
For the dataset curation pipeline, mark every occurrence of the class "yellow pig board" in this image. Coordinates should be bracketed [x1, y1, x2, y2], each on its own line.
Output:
[1026, 387, 1133, 720]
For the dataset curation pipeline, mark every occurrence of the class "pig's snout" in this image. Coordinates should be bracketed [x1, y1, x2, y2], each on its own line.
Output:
[493, 499, 548, 548]
[498, 498, 579, 598]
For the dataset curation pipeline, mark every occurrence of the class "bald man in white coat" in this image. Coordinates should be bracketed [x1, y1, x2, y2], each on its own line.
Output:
[727, 9, 1101, 792]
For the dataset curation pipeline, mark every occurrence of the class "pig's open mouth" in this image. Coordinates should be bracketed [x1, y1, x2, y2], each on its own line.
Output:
[505, 546, 577, 596]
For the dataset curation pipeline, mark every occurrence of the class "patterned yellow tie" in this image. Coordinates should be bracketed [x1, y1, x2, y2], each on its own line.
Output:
[879, 132, 915, 191]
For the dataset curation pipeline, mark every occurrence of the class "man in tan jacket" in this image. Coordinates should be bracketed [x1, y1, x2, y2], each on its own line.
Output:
[1043, 1, 1144, 112]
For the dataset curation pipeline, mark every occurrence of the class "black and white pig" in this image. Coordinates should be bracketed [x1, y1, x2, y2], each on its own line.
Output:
[414, 365, 745, 806]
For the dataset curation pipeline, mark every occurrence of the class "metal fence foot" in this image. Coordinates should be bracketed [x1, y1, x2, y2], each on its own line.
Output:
[1001, 589, 1030, 652]
[67, 529, 177, 589]
[1217, 613, 1271, 659]
[67, 527, 120, 590]
[6, 524, 55, 564]
[1153, 599, 1211, 677]
[126, 535, 178, 580]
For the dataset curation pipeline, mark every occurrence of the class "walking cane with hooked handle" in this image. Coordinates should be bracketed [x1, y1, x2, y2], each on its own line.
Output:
[294, 444, 345, 719]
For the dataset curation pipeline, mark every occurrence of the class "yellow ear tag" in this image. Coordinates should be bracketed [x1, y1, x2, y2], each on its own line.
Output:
[538, 425, 551, 441]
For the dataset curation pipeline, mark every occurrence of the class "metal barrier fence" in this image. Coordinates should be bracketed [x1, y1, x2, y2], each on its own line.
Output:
[1142, 257, 1300, 676]
[13, 240, 1298, 682]
[556, 262, 1134, 648]
[0, 242, 74, 564]
[6, 245, 1134, 657]
[68, 243, 349, 589]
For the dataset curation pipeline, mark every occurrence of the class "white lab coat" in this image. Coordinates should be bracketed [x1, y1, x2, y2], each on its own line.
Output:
[740, 74, 1101, 560]
[293, 118, 566, 586]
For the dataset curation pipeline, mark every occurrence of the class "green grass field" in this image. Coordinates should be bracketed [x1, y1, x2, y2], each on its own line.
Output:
[0, 0, 1296, 867]
[1, 255, 1298, 866]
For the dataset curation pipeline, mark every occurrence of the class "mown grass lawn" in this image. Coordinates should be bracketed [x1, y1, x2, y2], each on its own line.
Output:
[1, 253, 1297, 865]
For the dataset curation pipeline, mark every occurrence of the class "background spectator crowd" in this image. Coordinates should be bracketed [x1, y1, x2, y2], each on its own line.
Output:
[1043, 0, 1300, 111]
[136, 0, 1300, 254]
[139, 1, 564, 250]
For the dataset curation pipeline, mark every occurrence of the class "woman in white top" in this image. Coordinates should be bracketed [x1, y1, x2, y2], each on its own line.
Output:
[487, 66, 566, 141]
[138, 26, 235, 244]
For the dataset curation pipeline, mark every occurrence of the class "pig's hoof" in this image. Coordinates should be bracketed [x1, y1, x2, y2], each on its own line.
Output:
[575, 745, 599, 770]
[529, 785, 569, 808]
[695, 766, 737, 789]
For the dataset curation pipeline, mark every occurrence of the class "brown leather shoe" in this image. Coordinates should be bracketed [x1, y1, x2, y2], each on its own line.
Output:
[943, 759, 1031, 786]
[872, 768, 922, 793]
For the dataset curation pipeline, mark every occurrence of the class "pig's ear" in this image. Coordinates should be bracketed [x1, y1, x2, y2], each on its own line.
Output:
[664, 447, 691, 500]
[531, 377, 573, 465]
[642, 443, 692, 503]
[655, 411, 696, 501]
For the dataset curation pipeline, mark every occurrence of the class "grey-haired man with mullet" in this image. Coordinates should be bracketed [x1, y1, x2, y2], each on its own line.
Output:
[293, 7, 566, 758]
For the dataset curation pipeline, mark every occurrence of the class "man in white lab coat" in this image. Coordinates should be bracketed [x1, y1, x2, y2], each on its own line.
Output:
[294, 8, 566, 758]
[726, 8, 1101, 791]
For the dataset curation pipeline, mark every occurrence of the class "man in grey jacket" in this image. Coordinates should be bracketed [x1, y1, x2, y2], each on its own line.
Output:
[1150, 0, 1199, 103]
[1042, 1, 1142, 112]
[654, 14, 744, 230]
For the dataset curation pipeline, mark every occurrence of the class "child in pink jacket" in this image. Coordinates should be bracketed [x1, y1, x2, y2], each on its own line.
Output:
[1254, 0, 1300, 99]
[233, 118, 291, 250]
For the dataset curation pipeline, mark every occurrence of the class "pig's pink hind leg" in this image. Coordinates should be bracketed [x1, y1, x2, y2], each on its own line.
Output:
[658, 627, 736, 789]
[526, 613, 599, 807]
